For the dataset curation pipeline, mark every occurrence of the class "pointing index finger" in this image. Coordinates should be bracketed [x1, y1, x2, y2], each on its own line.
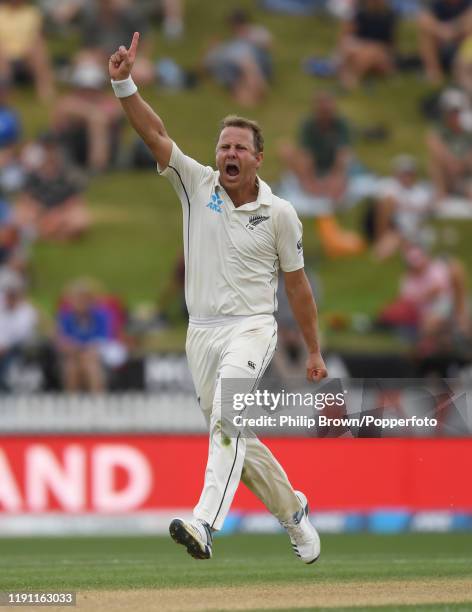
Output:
[128, 31, 140, 61]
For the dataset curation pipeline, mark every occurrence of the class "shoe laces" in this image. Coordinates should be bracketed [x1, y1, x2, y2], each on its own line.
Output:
[192, 519, 212, 544]
[281, 510, 310, 545]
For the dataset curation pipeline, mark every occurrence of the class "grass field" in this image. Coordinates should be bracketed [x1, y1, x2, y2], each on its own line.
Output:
[1, 533, 471, 611]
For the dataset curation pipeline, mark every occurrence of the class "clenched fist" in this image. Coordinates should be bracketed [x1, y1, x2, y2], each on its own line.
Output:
[109, 31, 140, 81]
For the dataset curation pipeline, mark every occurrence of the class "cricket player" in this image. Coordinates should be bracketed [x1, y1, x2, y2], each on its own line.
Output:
[109, 32, 328, 564]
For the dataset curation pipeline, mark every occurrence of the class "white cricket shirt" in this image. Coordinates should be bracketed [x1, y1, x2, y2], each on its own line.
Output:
[158, 142, 304, 319]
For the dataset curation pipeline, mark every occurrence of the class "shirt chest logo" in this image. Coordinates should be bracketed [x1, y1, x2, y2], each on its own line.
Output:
[246, 214, 270, 231]
[207, 192, 224, 213]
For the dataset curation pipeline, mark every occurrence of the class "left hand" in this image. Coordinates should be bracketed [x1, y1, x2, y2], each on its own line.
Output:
[306, 351, 328, 382]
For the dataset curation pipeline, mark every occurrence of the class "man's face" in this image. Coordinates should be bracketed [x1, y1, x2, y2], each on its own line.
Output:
[445, 108, 463, 131]
[314, 94, 336, 124]
[216, 127, 263, 191]
[397, 169, 416, 188]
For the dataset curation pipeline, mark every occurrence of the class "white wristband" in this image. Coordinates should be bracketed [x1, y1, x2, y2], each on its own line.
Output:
[111, 75, 138, 98]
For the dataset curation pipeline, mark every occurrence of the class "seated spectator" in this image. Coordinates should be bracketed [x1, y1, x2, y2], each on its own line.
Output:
[379, 244, 470, 349]
[52, 59, 123, 172]
[77, 0, 154, 85]
[338, 0, 397, 89]
[56, 279, 108, 393]
[38, 0, 87, 32]
[278, 91, 365, 256]
[15, 134, 90, 242]
[0, 94, 25, 196]
[0, 84, 27, 273]
[418, 0, 472, 84]
[427, 88, 472, 201]
[0, 271, 38, 391]
[58, 278, 131, 372]
[0, 201, 22, 272]
[160, 0, 185, 40]
[369, 155, 435, 259]
[204, 9, 273, 107]
[0, 0, 54, 102]
[279, 91, 352, 204]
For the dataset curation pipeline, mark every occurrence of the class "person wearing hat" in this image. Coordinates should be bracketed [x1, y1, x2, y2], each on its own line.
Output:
[372, 154, 434, 259]
[427, 87, 472, 200]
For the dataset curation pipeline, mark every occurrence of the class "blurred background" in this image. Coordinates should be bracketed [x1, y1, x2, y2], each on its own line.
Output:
[0, 0, 472, 537]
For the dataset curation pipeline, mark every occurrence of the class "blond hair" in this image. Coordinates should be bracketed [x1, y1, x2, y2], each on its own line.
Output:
[219, 115, 264, 154]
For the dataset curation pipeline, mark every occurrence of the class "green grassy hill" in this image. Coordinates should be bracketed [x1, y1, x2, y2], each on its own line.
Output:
[14, 1, 472, 350]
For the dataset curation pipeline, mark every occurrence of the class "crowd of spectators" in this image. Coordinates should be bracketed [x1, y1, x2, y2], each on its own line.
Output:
[0, 0, 471, 391]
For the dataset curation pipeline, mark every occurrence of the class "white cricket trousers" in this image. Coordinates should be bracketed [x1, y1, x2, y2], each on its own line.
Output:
[186, 314, 301, 531]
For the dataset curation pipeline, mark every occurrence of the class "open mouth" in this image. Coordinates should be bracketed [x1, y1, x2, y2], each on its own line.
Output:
[225, 163, 240, 178]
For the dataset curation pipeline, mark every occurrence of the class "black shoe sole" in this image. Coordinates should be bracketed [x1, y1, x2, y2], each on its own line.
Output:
[169, 519, 212, 560]
[306, 553, 321, 565]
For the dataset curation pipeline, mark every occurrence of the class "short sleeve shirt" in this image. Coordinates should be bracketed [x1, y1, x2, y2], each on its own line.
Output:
[377, 177, 433, 236]
[158, 143, 304, 318]
[354, 7, 396, 44]
[25, 167, 83, 209]
[0, 5, 42, 60]
[299, 116, 351, 175]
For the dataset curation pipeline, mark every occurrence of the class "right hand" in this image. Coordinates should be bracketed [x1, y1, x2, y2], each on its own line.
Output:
[109, 31, 140, 81]
[306, 351, 328, 383]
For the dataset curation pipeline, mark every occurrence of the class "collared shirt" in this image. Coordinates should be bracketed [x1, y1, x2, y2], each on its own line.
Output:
[158, 142, 304, 319]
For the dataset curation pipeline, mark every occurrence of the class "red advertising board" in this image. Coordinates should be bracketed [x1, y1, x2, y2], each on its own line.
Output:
[0, 436, 471, 513]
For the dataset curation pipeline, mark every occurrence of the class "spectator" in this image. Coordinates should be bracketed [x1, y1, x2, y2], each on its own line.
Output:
[369, 155, 434, 259]
[0, 0, 55, 102]
[0, 80, 26, 273]
[0, 201, 21, 272]
[56, 279, 108, 392]
[38, 0, 88, 32]
[56, 277, 129, 393]
[161, 0, 185, 40]
[418, 0, 472, 84]
[0, 81, 25, 196]
[15, 134, 90, 242]
[0, 271, 38, 390]
[52, 59, 123, 172]
[338, 0, 397, 89]
[278, 90, 365, 256]
[204, 9, 273, 106]
[78, 0, 154, 85]
[279, 91, 352, 204]
[379, 244, 470, 347]
[427, 88, 472, 201]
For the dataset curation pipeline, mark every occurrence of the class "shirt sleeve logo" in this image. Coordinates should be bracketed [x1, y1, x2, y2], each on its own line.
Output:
[297, 238, 303, 253]
[207, 192, 224, 213]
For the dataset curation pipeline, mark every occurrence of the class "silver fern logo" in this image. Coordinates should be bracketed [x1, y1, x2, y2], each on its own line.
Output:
[246, 214, 270, 230]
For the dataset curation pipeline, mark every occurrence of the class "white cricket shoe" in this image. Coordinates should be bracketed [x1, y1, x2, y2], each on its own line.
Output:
[281, 491, 321, 564]
[169, 518, 213, 560]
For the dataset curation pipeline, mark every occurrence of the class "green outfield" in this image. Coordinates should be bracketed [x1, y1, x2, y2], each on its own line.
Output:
[1, 533, 471, 610]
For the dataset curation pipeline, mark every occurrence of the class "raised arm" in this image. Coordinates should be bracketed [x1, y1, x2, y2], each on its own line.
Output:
[108, 32, 172, 169]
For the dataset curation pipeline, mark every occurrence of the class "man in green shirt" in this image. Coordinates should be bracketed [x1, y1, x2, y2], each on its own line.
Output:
[279, 91, 352, 206]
